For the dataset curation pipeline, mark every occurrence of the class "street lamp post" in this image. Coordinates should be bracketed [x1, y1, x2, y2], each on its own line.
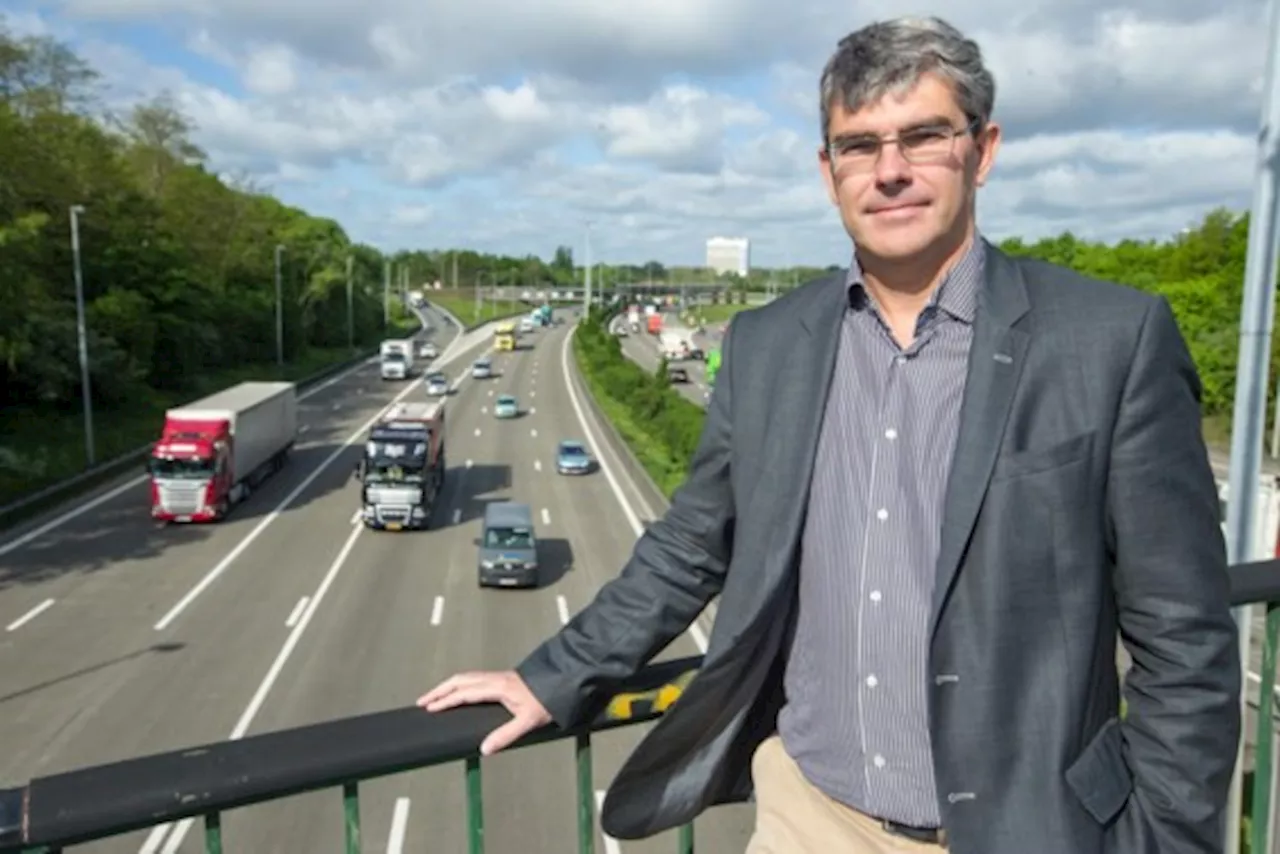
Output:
[69, 204, 94, 466]
[274, 244, 285, 366]
[346, 255, 355, 349]
[383, 259, 390, 328]
[584, 222, 593, 313]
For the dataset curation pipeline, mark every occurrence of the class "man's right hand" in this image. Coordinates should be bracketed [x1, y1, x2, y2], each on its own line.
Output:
[417, 670, 553, 756]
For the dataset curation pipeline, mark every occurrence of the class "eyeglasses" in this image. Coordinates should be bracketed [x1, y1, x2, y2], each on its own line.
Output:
[825, 118, 981, 172]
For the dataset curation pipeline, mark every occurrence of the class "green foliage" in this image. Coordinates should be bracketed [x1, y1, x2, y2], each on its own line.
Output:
[996, 207, 1255, 422]
[0, 20, 423, 503]
[572, 308, 706, 496]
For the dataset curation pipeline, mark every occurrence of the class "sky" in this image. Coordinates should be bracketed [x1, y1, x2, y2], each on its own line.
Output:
[3, 0, 1270, 267]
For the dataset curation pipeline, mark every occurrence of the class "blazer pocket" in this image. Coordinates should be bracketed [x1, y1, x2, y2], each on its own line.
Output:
[1065, 717, 1133, 825]
[990, 431, 1094, 482]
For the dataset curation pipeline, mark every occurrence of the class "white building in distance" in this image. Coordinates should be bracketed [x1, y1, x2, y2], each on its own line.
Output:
[705, 237, 750, 277]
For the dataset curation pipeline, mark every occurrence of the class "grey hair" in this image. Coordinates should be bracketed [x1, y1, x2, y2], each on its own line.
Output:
[818, 16, 995, 141]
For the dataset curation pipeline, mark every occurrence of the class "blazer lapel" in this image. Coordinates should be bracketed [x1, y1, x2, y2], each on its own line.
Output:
[929, 245, 1031, 640]
[755, 273, 846, 589]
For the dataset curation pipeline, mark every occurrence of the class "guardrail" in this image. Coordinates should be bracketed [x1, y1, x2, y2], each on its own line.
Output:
[0, 312, 432, 532]
[1, 562, 1278, 853]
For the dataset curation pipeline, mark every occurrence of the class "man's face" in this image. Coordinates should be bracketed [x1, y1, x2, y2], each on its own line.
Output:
[818, 73, 999, 264]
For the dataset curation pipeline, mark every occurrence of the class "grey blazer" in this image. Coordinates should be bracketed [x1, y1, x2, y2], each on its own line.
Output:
[517, 241, 1241, 853]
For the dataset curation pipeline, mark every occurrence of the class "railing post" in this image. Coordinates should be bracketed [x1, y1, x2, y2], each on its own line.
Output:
[203, 811, 222, 854]
[466, 755, 485, 854]
[576, 732, 596, 854]
[677, 822, 694, 853]
[1259, 602, 1280, 850]
[342, 782, 361, 854]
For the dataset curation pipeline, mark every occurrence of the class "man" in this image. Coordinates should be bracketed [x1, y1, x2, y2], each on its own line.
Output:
[419, 15, 1241, 854]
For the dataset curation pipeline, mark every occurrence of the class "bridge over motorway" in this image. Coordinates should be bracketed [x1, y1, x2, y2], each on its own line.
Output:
[0, 304, 1277, 854]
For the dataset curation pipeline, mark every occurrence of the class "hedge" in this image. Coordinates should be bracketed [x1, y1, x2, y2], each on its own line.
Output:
[572, 307, 706, 496]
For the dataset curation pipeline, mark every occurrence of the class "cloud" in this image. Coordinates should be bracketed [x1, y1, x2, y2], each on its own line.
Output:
[17, 0, 1269, 266]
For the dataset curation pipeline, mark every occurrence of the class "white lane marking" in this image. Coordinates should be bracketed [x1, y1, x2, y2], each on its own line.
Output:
[465, 459, 473, 468]
[557, 594, 570, 625]
[349, 510, 360, 525]
[541, 507, 551, 525]
[285, 596, 309, 628]
[5, 598, 54, 632]
[481, 406, 487, 414]
[152, 390, 413, 632]
[1, 307, 487, 562]
[530, 407, 536, 414]
[431, 596, 444, 626]
[594, 791, 623, 854]
[0, 477, 144, 557]
[387, 797, 411, 854]
[299, 425, 310, 434]
[530, 391, 536, 398]
[452, 509, 461, 524]
[0, 339, 399, 559]
[150, 329, 494, 633]
[561, 327, 709, 654]
[488, 389, 493, 396]
[1246, 669, 1280, 699]
[474, 428, 481, 436]
[534, 459, 542, 472]
[530, 428, 537, 437]
[144, 522, 366, 854]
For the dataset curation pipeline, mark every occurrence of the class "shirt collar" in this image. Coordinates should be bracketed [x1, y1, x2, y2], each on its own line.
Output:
[844, 234, 985, 324]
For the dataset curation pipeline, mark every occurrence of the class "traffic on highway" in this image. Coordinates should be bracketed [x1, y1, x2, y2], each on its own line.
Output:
[0, 304, 749, 853]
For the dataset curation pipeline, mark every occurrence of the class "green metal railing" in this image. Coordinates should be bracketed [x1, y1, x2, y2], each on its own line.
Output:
[3, 562, 1280, 853]
[0, 656, 700, 853]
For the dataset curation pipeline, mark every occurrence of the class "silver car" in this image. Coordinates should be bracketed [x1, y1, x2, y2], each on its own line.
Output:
[424, 372, 449, 395]
[471, 358, 492, 379]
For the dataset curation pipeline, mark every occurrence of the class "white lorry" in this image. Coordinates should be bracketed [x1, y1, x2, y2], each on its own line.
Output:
[380, 339, 415, 380]
[659, 331, 689, 361]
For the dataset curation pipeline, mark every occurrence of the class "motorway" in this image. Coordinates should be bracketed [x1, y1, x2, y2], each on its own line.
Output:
[617, 315, 714, 410]
[0, 308, 752, 853]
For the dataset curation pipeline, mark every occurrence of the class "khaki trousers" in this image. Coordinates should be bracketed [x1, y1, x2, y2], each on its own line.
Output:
[745, 735, 949, 853]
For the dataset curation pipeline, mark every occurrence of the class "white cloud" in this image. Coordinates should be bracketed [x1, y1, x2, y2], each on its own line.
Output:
[241, 44, 298, 95]
[20, 0, 1272, 266]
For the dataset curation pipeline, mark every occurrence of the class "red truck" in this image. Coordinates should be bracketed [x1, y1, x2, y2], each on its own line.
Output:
[148, 381, 299, 522]
[647, 313, 662, 334]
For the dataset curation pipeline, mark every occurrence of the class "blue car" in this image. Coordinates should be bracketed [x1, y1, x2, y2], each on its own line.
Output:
[494, 395, 519, 418]
[556, 440, 593, 475]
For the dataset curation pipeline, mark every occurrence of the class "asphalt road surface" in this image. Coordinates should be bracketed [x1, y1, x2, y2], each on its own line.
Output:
[617, 316, 712, 410]
[0, 308, 751, 853]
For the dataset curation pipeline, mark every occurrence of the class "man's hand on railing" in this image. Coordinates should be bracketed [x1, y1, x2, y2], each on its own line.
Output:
[417, 670, 552, 755]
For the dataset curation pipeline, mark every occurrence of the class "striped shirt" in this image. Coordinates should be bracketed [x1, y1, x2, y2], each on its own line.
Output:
[776, 236, 984, 828]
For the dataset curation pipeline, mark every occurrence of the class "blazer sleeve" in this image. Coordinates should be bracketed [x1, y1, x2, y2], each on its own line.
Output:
[1106, 295, 1241, 852]
[515, 319, 740, 728]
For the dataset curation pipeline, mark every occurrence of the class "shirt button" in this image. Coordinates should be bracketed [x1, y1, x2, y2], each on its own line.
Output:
[874, 755, 886, 768]
[876, 508, 888, 521]
[866, 674, 878, 688]
[885, 428, 897, 440]
[870, 590, 882, 602]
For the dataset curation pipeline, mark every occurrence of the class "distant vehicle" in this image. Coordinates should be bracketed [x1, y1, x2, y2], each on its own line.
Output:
[519, 317, 534, 334]
[418, 340, 438, 359]
[705, 347, 722, 386]
[494, 322, 516, 351]
[471, 358, 492, 379]
[380, 339, 415, 380]
[494, 395, 519, 418]
[556, 440, 594, 475]
[424, 372, 449, 396]
[668, 367, 690, 383]
[477, 501, 539, 588]
[149, 381, 297, 523]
